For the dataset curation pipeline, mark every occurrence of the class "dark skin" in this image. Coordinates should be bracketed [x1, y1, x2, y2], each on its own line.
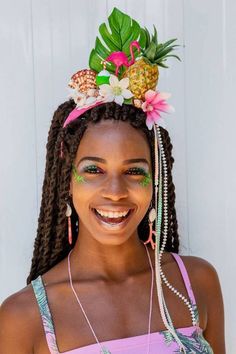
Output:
[0, 120, 225, 353]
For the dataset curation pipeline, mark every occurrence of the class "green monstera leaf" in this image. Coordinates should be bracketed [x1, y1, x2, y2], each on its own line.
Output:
[89, 7, 146, 77]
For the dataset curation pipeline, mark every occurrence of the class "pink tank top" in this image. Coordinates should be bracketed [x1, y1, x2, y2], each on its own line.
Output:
[31, 253, 213, 353]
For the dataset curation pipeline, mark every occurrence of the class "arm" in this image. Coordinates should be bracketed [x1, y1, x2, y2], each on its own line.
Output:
[201, 261, 226, 354]
[0, 290, 35, 354]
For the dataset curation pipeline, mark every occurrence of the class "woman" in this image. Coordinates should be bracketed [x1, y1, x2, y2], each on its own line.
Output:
[0, 8, 225, 354]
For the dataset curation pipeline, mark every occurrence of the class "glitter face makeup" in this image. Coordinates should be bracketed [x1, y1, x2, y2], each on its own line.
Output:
[140, 173, 151, 187]
[126, 167, 151, 187]
[73, 162, 151, 187]
[72, 164, 85, 183]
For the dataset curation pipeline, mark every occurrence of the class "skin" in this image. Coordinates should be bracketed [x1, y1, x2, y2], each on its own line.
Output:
[0, 120, 225, 353]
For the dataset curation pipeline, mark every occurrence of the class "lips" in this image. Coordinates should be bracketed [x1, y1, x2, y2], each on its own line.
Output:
[91, 207, 133, 226]
[93, 209, 131, 224]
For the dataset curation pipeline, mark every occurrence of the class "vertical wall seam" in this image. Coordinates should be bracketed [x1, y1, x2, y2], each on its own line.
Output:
[222, 0, 227, 72]
[105, 0, 108, 16]
[182, 0, 190, 253]
[68, 0, 72, 69]
[49, 0, 54, 105]
[30, 0, 39, 215]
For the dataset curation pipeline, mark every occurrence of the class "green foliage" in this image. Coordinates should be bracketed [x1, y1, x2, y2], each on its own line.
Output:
[89, 7, 146, 76]
[89, 7, 181, 76]
[141, 26, 181, 67]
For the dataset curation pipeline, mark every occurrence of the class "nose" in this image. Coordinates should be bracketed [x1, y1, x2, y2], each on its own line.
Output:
[101, 175, 128, 201]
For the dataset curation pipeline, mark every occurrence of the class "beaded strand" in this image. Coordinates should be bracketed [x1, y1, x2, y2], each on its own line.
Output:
[156, 126, 197, 326]
[153, 126, 186, 352]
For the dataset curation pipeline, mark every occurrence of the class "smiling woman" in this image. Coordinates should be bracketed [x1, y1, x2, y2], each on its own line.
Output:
[0, 7, 225, 354]
[69, 119, 153, 246]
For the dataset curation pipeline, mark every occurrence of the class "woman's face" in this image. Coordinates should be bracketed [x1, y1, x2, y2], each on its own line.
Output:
[70, 119, 153, 246]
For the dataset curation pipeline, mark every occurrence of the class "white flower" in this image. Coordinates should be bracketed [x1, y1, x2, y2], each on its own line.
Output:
[99, 75, 133, 105]
[68, 87, 100, 108]
[87, 88, 97, 97]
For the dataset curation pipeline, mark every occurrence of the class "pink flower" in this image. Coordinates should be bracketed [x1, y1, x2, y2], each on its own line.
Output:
[141, 90, 174, 130]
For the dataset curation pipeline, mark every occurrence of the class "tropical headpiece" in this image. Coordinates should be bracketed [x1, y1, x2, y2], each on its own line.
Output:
[63, 7, 179, 130]
[62, 8, 194, 353]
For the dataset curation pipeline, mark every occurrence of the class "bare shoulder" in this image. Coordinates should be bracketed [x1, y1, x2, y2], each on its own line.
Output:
[164, 252, 219, 281]
[179, 254, 221, 290]
[179, 255, 225, 352]
[0, 284, 38, 353]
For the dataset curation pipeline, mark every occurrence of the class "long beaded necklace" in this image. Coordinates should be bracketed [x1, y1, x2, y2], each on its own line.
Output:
[67, 244, 154, 354]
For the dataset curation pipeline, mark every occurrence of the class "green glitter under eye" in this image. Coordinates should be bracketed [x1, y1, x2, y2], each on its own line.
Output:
[72, 164, 85, 183]
[140, 173, 151, 187]
[126, 167, 151, 187]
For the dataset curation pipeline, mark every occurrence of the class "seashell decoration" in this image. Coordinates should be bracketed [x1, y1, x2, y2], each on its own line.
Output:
[149, 208, 156, 223]
[66, 203, 72, 217]
[68, 69, 97, 93]
[133, 99, 143, 109]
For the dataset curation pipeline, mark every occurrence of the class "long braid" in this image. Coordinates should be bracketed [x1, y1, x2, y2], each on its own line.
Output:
[160, 128, 179, 253]
[27, 101, 179, 284]
[27, 101, 76, 283]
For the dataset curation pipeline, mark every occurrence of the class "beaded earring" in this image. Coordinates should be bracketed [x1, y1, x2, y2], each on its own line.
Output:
[66, 202, 73, 245]
[144, 208, 157, 250]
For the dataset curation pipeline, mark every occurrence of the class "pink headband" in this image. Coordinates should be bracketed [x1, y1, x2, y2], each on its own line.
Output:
[63, 100, 105, 128]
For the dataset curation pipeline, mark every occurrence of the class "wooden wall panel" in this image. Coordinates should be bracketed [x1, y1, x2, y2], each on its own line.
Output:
[0, 0, 235, 350]
[0, 0, 37, 298]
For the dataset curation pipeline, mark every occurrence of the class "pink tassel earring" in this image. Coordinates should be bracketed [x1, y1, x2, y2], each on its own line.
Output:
[66, 203, 72, 245]
[144, 208, 157, 250]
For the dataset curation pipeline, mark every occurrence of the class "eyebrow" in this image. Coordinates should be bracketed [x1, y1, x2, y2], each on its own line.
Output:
[77, 157, 149, 165]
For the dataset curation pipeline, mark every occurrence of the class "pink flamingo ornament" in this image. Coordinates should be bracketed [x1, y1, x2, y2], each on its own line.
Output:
[105, 40, 141, 76]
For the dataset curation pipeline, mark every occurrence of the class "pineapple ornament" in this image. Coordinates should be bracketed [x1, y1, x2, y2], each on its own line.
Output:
[122, 26, 180, 100]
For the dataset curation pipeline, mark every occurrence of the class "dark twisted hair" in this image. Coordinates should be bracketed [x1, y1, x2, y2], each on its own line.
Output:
[27, 100, 179, 284]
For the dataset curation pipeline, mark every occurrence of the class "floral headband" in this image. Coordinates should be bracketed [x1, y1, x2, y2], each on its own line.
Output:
[63, 7, 180, 131]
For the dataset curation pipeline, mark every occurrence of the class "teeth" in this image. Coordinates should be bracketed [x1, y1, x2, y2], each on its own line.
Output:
[95, 209, 129, 218]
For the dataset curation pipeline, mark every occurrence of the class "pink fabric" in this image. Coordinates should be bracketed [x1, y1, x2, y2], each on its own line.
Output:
[31, 253, 213, 354]
[59, 326, 203, 353]
[63, 101, 104, 128]
[171, 252, 196, 304]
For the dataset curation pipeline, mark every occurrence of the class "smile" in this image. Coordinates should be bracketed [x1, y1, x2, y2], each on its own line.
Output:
[92, 208, 133, 227]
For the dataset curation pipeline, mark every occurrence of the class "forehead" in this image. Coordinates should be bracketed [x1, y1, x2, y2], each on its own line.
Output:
[75, 119, 151, 162]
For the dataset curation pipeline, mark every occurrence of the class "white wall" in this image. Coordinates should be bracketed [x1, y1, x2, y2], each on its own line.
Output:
[0, 0, 235, 351]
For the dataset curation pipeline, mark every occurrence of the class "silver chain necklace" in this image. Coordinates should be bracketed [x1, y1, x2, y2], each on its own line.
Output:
[67, 244, 154, 354]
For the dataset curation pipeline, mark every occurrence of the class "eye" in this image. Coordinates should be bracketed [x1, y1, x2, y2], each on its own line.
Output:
[83, 165, 104, 174]
[126, 167, 148, 176]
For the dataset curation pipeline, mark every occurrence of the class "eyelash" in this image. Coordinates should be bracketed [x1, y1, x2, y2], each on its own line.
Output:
[83, 165, 148, 176]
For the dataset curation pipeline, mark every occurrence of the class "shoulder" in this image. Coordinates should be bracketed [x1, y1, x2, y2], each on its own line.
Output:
[0, 284, 36, 320]
[178, 256, 225, 350]
[164, 252, 222, 299]
[164, 252, 219, 278]
[0, 283, 39, 353]
[177, 254, 224, 312]
[174, 254, 225, 351]
[179, 254, 220, 290]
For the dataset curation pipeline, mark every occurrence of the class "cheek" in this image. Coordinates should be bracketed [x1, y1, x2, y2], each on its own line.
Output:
[129, 181, 153, 212]
[71, 177, 153, 214]
[71, 181, 93, 216]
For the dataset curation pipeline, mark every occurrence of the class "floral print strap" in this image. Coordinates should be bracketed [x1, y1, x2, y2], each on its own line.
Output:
[170, 253, 200, 325]
[31, 275, 59, 354]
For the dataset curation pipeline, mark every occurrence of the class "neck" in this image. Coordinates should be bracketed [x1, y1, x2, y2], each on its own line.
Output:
[69, 231, 151, 282]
